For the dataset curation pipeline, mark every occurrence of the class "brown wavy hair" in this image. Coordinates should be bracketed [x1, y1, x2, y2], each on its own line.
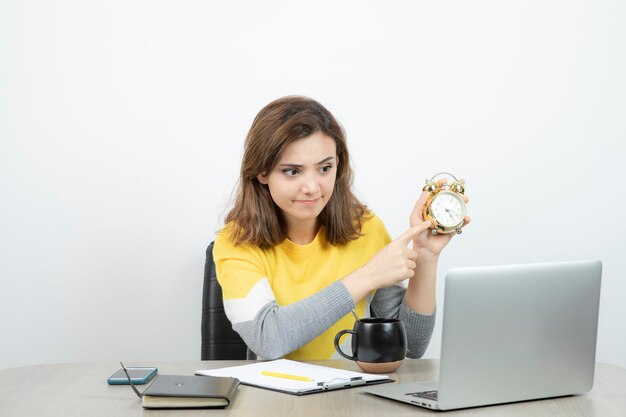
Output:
[225, 96, 369, 249]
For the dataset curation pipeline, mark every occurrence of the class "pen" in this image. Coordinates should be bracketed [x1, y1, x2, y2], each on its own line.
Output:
[261, 371, 314, 382]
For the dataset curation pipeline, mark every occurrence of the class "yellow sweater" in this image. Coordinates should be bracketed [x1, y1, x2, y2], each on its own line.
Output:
[214, 214, 392, 360]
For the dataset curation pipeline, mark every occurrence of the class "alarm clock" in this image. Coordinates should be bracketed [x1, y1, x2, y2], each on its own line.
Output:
[422, 172, 467, 235]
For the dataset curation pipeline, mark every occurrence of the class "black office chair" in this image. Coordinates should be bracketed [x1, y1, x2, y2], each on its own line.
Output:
[201, 241, 248, 360]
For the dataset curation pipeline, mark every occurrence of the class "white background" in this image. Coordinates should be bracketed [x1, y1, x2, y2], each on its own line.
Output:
[1, 0, 625, 370]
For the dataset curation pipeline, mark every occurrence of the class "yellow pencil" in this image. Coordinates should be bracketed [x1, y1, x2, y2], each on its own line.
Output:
[261, 370, 314, 382]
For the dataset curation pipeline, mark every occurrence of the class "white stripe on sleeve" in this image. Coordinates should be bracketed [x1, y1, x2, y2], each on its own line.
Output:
[222, 277, 276, 324]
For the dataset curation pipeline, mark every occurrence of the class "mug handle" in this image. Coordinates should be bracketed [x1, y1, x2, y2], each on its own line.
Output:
[334, 330, 357, 361]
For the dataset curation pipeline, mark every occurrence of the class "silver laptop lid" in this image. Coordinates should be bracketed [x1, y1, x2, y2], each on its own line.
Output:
[438, 260, 602, 410]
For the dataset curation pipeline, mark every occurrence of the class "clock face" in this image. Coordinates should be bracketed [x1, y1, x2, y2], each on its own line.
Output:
[430, 191, 466, 228]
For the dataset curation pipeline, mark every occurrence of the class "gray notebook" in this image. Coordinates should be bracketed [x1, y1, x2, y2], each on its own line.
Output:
[141, 374, 239, 409]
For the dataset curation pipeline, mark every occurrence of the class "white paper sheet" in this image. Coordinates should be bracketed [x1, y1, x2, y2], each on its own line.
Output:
[195, 359, 390, 395]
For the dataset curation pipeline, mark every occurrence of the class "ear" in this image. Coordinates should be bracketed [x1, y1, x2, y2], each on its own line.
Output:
[257, 172, 269, 185]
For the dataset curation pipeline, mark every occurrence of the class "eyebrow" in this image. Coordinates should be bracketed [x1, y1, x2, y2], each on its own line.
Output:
[278, 156, 336, 168]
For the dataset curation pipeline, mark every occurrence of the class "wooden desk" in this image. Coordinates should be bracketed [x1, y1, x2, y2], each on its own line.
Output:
[1, 360, 625, 416]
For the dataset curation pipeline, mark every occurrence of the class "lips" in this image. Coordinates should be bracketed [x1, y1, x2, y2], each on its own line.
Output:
[295, 198, 320, 206]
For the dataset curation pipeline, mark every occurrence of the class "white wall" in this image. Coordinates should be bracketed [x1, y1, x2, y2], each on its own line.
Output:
[1, 0, 625, 370]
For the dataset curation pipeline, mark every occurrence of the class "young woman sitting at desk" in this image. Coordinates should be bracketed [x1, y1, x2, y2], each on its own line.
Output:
[214, 96, 470, 360]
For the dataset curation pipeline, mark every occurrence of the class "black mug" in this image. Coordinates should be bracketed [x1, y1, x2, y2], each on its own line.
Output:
[334, 318, 407, 373]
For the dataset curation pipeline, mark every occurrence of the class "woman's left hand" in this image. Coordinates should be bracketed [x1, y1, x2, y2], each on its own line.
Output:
[409, 179, 471, 260]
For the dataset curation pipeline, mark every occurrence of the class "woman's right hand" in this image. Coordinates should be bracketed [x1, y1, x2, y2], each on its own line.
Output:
[341, 222, 432, 303]
[362, 222, 432, 288]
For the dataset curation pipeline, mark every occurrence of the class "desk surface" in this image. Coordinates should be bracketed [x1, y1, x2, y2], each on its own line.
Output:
[1, 360, 625, 416]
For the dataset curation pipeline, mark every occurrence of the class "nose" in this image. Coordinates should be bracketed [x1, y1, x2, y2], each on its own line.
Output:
[301, 172, 320, 196]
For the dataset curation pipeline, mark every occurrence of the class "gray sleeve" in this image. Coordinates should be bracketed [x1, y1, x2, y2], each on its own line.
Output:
[231, 281, 355, 360]
[371, 285, 436, 359]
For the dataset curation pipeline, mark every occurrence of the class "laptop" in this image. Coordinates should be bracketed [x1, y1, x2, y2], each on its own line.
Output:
[364, 260, 602, 411]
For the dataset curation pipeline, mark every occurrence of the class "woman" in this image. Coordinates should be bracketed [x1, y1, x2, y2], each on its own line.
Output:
[214, 96, 470, 360]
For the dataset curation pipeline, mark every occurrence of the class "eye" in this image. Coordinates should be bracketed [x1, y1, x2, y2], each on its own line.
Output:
[282, 168, 299, 176]
[320, 165, 333, 173]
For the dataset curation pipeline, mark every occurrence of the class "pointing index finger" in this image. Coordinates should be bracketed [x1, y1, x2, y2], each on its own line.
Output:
[396, 221, 432, 246]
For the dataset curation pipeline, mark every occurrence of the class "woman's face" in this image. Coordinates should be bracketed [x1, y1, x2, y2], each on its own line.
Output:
[258, 131, 338, 232]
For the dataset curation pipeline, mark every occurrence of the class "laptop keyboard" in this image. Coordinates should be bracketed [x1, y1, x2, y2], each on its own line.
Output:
[405, 390, 438, 401]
